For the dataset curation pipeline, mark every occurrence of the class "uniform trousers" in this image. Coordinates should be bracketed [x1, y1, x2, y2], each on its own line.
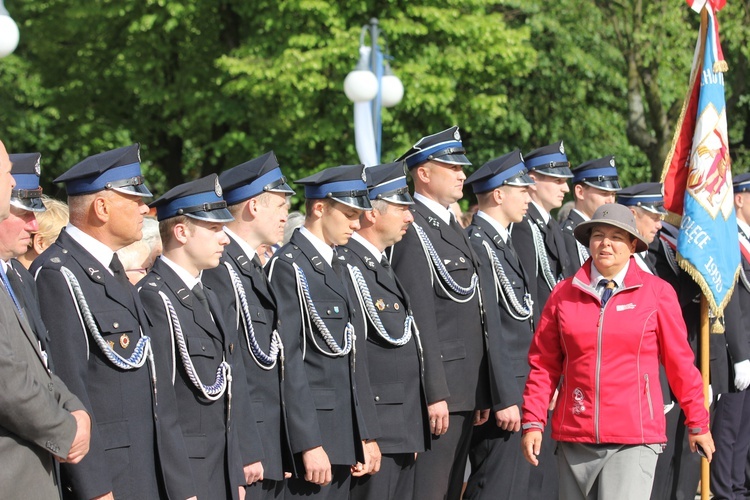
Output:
[413, 411, 473, 500]
[350, 452, 416, 500]
[557, 442, 662, 500]
[286, 464, 350, 500]
[711, 391, 750, 499]
[247, 478, 285, 500]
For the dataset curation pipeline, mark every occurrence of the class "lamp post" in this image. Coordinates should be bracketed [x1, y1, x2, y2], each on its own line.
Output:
[344, 18, 403, 166]
[0, 0, 19, 58]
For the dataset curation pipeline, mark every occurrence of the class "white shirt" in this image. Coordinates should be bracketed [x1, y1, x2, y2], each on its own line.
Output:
[530, 200, 551, 224]
[739, 219, 750, 240]
[65, 224, 117, 276]
[476, 211, 510, 244]
[414, 193, 453, 224]
[298, 226, 335, 266]
[351, 232, 384, 262]
[159, 255, 202, 291]
[223, 226, 257, 261]
[590, 261, 630, 292]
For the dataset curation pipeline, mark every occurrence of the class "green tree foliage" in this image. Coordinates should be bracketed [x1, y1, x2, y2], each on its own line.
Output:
[0, 0, 748, 202]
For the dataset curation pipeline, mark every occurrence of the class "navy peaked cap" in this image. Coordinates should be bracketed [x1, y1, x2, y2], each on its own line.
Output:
[295, 164, 372, 210]
[366, 161, 413, 205]
[465, 149, 534, 194]
[524, 141, 572, 178]
[617, 182, 666, 215]
[54, 144, 152, 197]
[572, 155, 621, 192]
[150, 174, 233, 222]
[9, 152, 45, 212]
[220, 151, 295, 205]
[397, 126, 471, 169]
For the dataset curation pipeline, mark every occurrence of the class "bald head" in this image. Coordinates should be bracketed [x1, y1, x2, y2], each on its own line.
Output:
[0, 141, 16, 222]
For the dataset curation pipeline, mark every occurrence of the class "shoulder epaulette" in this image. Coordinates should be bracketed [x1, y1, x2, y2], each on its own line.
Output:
[37, 247, 71, 270]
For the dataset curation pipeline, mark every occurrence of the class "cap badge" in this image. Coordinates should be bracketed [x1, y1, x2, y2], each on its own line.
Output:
[361, 166, 368, 183]
[215, 177, 223, 197]
[454, 129, 461, 141]
[560, 141, 565, 154]
[34, 158, 41, 176]
[375, 299, 386, 311]
[609, 158, 615, 167]
[520, 152, 524, 162]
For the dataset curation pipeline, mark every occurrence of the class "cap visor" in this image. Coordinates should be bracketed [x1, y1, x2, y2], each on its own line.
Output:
[268, 181, 296, 195]
[505, 172, 536, 187]
[375, 192, 414, 205]
[582, 179, 621, 192]
[10, 198, 46, 212]
[533, 166, 573, 178]
[184, 208, 235, 223]
[431, 154, 472, 166]
[112, 184, 154, 198]
[332, 195, 373, 211]
[643, 204, 668, 215]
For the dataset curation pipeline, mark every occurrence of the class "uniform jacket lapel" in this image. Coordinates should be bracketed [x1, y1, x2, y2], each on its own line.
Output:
[224, 237, 276, 305]
[346, 238, 402, 297]
[290, 231, 349, 302]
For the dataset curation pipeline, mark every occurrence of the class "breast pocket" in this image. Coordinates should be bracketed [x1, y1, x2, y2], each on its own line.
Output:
[443, 253, 471, 276]
[316, 300, 347, 319]
[249, 304, 268, 325]
[92, 309, 137, 361]
[186, 336, 217, 359]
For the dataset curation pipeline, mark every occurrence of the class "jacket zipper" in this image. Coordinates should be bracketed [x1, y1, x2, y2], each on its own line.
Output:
[595, 306, 605, 443]
[645, 374, 653, 420]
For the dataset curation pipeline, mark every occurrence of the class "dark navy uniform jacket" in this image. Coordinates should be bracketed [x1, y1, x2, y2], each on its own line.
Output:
[138, 258, 254, 500]
[469, 214, 534, 411]
[511, 203, 571, 311]
[343, 236, 430, 455]
[266, 229, 372, 470]
[203, 235, 296, 480]
[389, 200, 490, 411]
[562, 210, 588, 272]
[9, 259, 54, 369]
[32, 229, 196, 500]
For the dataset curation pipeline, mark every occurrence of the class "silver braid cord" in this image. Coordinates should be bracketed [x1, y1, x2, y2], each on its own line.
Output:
[413, 223, 478, 303]
[347, 264, 412, 346]
[158, 291, 231, 401]
[293, 263, 354, 357]
[663, 239, 679, 276]
[224, 262, 283, 370]
[529, 222, 559, 291]
[482, 241, 534, 321]
[576, 239, 590, 266]
[60, 266, 151, 370]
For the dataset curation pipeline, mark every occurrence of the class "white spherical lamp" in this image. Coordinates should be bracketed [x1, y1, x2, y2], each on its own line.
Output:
[380, 63, 403, 108]
[0, 14, 19, 58]
[344, 46, 378, 103]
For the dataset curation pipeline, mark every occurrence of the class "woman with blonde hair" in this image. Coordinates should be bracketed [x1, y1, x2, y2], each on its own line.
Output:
[17, 195, 69, 269]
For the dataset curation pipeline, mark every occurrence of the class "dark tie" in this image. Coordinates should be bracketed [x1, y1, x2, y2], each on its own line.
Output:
[449, 214, 464, 234]
[109, 254, 130, 287]
[4, 265, 27, 312]
[0, 264, 23, 316]
[191, 284, 211, 316]
[331, 249, 346, 280]
[598, 279, 616, 307]
[251, 254, 266, 277]
[380, 255, 395, 280]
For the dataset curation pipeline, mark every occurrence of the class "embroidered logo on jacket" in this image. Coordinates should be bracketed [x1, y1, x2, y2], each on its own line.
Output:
[572, 388, 586, 415]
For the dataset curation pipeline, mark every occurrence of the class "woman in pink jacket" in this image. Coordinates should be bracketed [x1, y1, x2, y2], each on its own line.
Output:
[521, 203, 714, 500]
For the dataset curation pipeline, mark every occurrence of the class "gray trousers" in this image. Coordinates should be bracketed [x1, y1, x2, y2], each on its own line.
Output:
[557, 442, 662, 500]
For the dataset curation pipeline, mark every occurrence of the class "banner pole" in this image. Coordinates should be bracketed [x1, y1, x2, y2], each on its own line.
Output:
[700, 294, 710, 500]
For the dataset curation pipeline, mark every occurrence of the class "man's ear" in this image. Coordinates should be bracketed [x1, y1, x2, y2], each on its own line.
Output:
[91, 196, 110, 223]
[173, 222, 190, 245]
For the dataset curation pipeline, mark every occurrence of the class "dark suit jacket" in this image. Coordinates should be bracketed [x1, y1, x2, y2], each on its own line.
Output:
[469, 215, 534, 412]
[562, 210, 588, 272]
[389, 200, 489, 412]
[8, 259, 54, 369]
[203, 236, 295, 480]
[138, 258, 249, 499]
[343, 237, 431, 455]
[31, 230, 196, 500]
[266, 230, 368, 468]
[720, 226, 750, 391]
[0, 286, 85, 499]
[511, 204, 571, 311]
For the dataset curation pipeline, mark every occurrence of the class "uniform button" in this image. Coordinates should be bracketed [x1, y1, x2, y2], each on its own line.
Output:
[113, 322, 119, 329]
[202, 346, 206, 351]
[48, 382, 54, 391]
[374, 396, 380, 402]
[229, 343, 234, 354]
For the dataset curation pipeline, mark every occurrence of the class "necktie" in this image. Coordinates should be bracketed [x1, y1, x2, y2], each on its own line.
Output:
[4, 264, 26, 312]
[331, 249, 345, 280]
[449, 214, 464, 234]
[192, 284, 211, 316]
[598, 279, 616, 307]
[251, 254, 266, 278]
[380, 255, 395, 280]
[0, 264, 24, 316]
[109, 254, 130, 287]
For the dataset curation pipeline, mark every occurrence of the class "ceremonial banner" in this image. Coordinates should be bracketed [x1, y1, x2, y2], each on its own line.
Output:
[662, 0, 739, 315]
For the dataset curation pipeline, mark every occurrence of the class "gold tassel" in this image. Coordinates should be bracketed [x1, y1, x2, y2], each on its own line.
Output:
[713, 60, 729, 73]
[711, 313, 725, 334]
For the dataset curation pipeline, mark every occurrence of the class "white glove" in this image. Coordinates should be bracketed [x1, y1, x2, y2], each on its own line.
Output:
[734, 359, 750, 391]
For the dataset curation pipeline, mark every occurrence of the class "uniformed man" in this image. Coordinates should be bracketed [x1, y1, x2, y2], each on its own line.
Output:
[266, 164, 378, 499]
[511, 141, 572, 310]
[709, 173, 750, 499]
[390, 126, 491, 499]
[3, 153, 52, 367]
[616, 182, 666, 274]
[463, 150, 539, 499]
[139, 174, 260, 500]
[561, 156, 621, 271]
[31, 144, 197, 500]
[0, 143, 91, 499]
[344, 161, 431, 500]
[202, 151, 298, 500]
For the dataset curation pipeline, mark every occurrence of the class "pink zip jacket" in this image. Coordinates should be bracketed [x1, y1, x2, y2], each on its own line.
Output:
[522, 258, 709, 444]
